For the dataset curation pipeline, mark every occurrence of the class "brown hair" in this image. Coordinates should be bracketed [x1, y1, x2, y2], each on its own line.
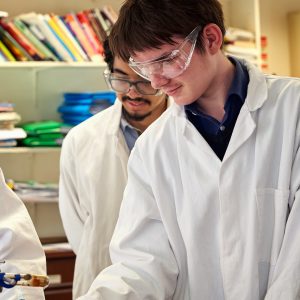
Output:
[109, 0, 225, 61]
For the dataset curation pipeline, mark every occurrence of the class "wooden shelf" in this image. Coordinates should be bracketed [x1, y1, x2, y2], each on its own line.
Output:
[44, 246, 76, 300]
[0, 61, 106, 68]
[0, 147, 61, 154]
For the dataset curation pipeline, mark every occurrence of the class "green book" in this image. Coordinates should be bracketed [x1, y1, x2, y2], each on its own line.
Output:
[0, 25, 31, 61]
[22, 137, 62, 147]
[21, 121, 64, 135]
[14, 19, 58, 61]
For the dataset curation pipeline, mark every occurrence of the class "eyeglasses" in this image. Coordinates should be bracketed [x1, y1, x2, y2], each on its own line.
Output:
[128, 25, 202, 80]
[103, 70, 161, 95]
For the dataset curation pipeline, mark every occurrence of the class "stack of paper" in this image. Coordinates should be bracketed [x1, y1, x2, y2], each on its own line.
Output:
[224, 27, 259, 65]
[13, 180, 59, 203]
[0, 102, 26, 147]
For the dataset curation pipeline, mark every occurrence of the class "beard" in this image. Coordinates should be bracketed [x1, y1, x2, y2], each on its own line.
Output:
[121, 96, 152, 121]
[122, 107, 152, 121]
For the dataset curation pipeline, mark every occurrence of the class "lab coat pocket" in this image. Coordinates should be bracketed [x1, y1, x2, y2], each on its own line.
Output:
[256, 188, 290, 265]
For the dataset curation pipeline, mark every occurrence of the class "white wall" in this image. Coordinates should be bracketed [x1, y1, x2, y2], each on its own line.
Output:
[260, 0, 300, 76]
[1, 0, 123, 17]
[287, 11, 300, 77]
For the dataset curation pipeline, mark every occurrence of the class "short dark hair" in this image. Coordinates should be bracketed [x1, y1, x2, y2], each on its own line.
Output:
[109, 0, 225, 61]
[103, 38, 114, 71]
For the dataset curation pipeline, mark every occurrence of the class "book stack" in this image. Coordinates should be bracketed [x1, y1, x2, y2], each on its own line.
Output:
[224, 27, 259, 66]
[20, 120, 71, 147]
[0, 102, 27, 147]
[0, 5, 118, 62]
[58, 91, 116, 126]
[12, 180, 59, 203]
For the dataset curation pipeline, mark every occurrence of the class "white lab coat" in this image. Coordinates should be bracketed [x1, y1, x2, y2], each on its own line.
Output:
[60, 98, 172, 299]
[0, 168, 46, 300]
[78, 61, 300, 300]
[59, 100, 130, 298]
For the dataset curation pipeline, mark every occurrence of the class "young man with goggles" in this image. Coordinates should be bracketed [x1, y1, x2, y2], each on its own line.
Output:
[78, 0, 300, 299]
[59, 39, 169, 299]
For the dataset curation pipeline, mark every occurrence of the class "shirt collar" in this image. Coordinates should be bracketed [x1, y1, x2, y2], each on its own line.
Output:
[120, 111, 142, 135]
[227, 56, 249, 103]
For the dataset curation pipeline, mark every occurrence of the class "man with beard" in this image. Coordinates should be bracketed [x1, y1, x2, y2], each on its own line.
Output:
[58, 39, 169, 299]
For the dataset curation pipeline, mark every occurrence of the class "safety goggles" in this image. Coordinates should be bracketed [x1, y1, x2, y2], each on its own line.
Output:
[103, 69, 161, 95]
[128, 25, 202, 80]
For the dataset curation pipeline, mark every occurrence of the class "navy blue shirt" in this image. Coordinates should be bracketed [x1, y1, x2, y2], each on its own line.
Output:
[185, 57, 249, 160]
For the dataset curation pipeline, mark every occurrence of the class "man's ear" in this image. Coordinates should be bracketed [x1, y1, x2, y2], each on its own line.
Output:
[202, 23, 223, 54]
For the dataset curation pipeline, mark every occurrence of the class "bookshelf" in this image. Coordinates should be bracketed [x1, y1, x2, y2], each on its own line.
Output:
[0, 62, 109, 239]
[0, 0, 123, 240]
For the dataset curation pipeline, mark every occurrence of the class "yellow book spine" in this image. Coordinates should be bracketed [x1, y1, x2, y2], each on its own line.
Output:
[48, 16, 83, 62]
[0, 40, 16, 61]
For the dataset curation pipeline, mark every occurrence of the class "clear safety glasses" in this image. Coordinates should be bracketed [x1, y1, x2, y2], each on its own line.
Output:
[128, 25, 202, 80]
[103, 69, 161, 95]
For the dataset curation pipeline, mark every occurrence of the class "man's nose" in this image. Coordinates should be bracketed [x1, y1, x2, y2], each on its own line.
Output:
[149, 73, 169, 89]
[127, 85, 141, 98]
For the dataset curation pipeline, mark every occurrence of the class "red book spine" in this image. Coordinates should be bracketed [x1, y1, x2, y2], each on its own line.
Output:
[0, 20, 43, 60]
[84, 9, 106, 43]
[76, 11, 103, 55]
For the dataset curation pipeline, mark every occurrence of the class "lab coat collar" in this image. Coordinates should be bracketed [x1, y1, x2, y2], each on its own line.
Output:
[170, 60, 267, 160]
[243, 59, 268, 112]
[106, 98, 123, 137]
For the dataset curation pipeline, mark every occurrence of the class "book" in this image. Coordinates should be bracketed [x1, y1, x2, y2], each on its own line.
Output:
[0, 25, 31, 61]
[0, 128, 27, 141]
[0, 11, 8, 18]
[76, 11, 103, 55]
[44, 14, 77, 61]
[26, 22, 61, 60]
[18, 12, 74, 62]
[46, 14, 79, 61]
[64, 13, 102, 62]
[224, 44, 259, 57]
[225, 27, 255, 42]
[0, 139, 17, 147]
[84, 9, 107, 43]
[0, 102, 14, 112]
[101, 5, 118, 25]
[0, 39, 16, 61]
[14, 18, 58, 61]
[51, 15, 88, 61]
[0, 19, 44, 60]
[93, 8, 111, 37]
[0, 111, 21, 130]
[226, 40, 256, 48]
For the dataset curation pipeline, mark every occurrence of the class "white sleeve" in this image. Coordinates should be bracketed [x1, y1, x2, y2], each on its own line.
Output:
[265, 122, 300, 299]
[77, 146, 178, 300]
[59, 133, 86, 254]
[0, 169, 46, 300]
